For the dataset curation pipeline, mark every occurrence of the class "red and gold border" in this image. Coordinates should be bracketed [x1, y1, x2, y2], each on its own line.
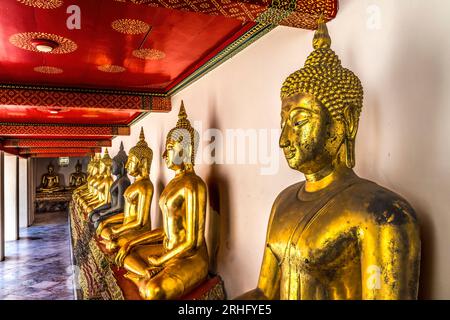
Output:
[3, 139, 112, 148]
[0, 86, 171, 112]
[0, 123, 130, 137]
[117, 0, 338, 29]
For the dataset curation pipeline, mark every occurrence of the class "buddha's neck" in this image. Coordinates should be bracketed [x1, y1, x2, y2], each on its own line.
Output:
[175, 165, 194, 177]
[304, 165, 336, 192]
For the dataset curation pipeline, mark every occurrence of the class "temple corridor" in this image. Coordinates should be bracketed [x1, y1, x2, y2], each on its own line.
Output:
[0, 212, 73, 300]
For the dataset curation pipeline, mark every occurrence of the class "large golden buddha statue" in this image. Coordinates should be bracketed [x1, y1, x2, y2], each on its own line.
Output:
[114, 102, 209, 300]
[84, 149, 114, 213]
[68, 160, 87, 189]
[38, 162, 63, 193]
[237, 19, 420, 300]
[96, 128, 154, 251]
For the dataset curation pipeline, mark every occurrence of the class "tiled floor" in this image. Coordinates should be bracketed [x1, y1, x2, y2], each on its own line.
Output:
[0, 211, 74, 300]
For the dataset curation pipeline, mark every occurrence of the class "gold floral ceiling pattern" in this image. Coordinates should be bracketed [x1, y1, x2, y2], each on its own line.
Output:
[33, 66, 63, 74]
[17, 0, 63, 9]
[111, 19, 151, 35]
[132, 48, 165, 60]
[9, 32, 77, 54]
[97, 64, 126, 73]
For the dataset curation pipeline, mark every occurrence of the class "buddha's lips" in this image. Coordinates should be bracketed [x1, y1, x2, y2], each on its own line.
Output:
[284, 150, 296, 159]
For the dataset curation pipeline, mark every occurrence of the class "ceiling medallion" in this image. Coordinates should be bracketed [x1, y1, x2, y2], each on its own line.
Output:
[111, 19, 150, 35]
[34, 66, 63, 74]
[97, 65, 126, 73]
[132, 48, 165, 60]
[9, 32, 77, 54]
[17, 0, 63, 9]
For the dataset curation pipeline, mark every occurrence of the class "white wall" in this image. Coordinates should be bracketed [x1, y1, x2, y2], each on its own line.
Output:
[107, 0, 450, 299]
[18, 158, 28, 228]
[4, 154, 17, 241]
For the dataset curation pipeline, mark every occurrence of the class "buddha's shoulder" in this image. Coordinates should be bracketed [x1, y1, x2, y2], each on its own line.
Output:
[345, 179, 419, 225]
[273, 181, 305, 205]
[184, 172, 207, 189]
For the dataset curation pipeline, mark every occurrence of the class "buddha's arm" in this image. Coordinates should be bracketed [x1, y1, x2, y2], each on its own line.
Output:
[115, 228, 164, 266]
[111, 187, 152, 235]
[360, 213, 420, 300]
[96, 213, 125, 235]
[147, 185, 199, 267]
[104, 180, 129, 214]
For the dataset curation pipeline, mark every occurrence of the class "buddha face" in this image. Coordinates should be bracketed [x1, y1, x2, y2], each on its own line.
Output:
[111, 159, 120, 176]
[91, 164, 99, 176]
[99, 162, 107, 175]
[279, 92, 345, 174]
[125, 154, 140, 177]
[163, 138, 189, 171]
[48, 165, 54, 174]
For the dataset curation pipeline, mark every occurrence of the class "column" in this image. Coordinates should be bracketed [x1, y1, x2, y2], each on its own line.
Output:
[0, 151, 4, 261]
[4, 153, 18, 241]
[19, 157, 28, 228]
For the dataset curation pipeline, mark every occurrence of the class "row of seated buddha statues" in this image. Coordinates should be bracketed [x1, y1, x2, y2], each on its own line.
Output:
[71, 18, 421, 300]
[72, 103, 209, 300]
[37, 160, 87, 193]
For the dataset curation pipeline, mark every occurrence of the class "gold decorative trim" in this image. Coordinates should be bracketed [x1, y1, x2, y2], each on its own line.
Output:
[97, 65, 126, 73]
[34, 66, 63, 74]
[132, 48, 165, 60]
[9, 32, 77, 54]
[111, 19, 150, 35]
[17, 0, 63, 9]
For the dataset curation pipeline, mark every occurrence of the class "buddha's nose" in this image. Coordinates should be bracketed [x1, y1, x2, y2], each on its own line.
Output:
[279, 127, 290, 148]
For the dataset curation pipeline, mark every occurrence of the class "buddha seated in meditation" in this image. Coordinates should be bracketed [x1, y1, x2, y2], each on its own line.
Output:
[74, 153, 101, 207]
[236, 18, 420, 300]
[84, 149, 114, 213]
[88, 142, 131, 229]
[96, 128, 153, 252]
[68, 160, 87, 190]
[38, 162, 63, 193]
[114, 103, 209, 300]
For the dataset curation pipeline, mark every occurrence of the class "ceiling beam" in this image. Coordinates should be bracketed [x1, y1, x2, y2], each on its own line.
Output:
[0, 86, 171, 112]
[19, 147, 102, 155]
[0, 123, 130, 137]
[119, 0, 338, 29]
[2, 139, 112, 148]
[27, 152, 94, 158]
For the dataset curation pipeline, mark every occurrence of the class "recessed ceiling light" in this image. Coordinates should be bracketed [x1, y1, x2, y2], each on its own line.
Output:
[31, 38, 59, 53]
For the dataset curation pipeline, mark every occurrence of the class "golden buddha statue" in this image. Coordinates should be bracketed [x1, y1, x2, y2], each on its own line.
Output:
[96, 128, 154, 251]
[76, 153, 101, 207]
[38, 162, 63, 193]
[68, 160, 87, 189]
[237, 18, 420, 300]
[73, 155, 95, 203]
[84, 149, 114, 213]
[114, 102, 209, 300]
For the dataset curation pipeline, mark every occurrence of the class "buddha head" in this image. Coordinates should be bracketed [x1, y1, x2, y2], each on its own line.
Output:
[279, 17, 363, 175]
[163, 101, 199, 172]
[112, 141, 128, 176]
[99, 149, 113, 175]
[91, 153, 102, 176]
[47, 162, 55, 174]
[126, 127, 153, 177]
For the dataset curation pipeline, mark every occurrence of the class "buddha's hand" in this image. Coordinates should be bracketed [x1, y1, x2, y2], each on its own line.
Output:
[145, 267, 163, 279]
[96, 222, 104, 236]
[147, 256, 162, 267]
[115, 242, 131, 266]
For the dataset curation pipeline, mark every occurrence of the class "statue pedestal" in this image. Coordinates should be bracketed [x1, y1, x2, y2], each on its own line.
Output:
[69, 200, 225, 300]
[35, 190, 72, 213]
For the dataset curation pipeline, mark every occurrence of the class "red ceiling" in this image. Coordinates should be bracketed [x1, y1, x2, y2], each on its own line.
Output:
[0, 0, 338, 157]
[0, 105, 140, 125]
[0, 0, 254, 92]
